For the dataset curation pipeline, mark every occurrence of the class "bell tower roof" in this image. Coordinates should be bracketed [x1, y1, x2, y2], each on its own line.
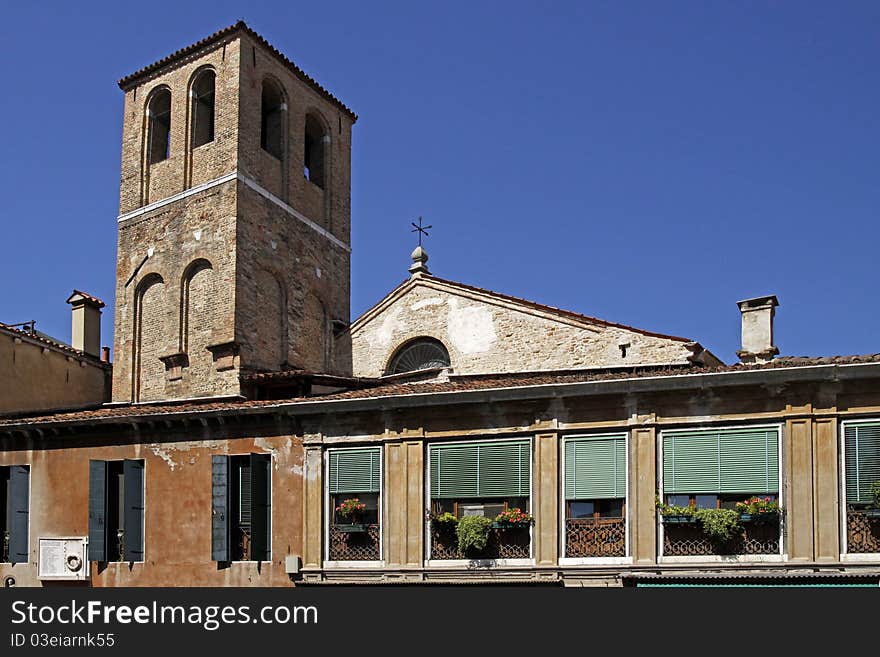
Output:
[117, 20, 357, 122]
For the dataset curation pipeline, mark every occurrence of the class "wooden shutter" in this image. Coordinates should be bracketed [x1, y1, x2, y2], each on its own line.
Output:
[430, 440, 530, 499]
[123, 460, 145, 562]
[663, 428, 779, 495]
[565, 435, 626, 500]
[211, 455, 230, 562]
[845, 423, 880, 504]
[88, 460, 107, 562]
[249, 454, 271, 562]
[8, 465, 29, 564]
[328, 448, 381, 494]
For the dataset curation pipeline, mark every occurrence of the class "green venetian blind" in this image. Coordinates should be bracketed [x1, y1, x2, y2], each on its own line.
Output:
[663, 428, 779, 494]
[329, 448, 381, 494]
[565, 435, 627, 500]
[844, 423, 880, 504]
[430, 440, 530, 499]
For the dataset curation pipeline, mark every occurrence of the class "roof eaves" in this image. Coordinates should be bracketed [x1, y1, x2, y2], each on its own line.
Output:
[5, 360, 880, 432]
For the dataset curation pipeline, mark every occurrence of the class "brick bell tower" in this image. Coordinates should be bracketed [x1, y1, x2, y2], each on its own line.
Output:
[112, 22, 356, 403]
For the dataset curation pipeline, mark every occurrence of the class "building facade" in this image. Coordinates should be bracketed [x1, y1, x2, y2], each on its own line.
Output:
[0, 23, 877, 587]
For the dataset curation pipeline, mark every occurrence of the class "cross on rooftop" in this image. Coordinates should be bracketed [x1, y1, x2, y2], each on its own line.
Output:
[411, 216, 432, 247]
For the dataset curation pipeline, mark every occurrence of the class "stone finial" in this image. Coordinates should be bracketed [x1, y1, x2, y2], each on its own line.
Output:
[409, 245, 430, 277]
[736, 295, 779, 364]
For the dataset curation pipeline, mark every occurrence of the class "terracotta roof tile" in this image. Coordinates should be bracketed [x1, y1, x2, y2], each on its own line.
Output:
[4, 355, 880, 429]
[117, 21, 357, 121]
[0, 322, 108, 366]
[66, 290, 105, 308]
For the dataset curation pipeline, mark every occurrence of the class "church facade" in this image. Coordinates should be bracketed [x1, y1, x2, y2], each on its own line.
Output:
[0, 23, 878, 587]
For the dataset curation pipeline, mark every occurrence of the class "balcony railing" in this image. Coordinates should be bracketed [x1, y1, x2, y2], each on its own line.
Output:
[565, 517, 626, 558]
[846, 510, 880, 553]
[329, 524, 381, 561]
[662, 517, 780, 556]
[430, 524, 530, 560]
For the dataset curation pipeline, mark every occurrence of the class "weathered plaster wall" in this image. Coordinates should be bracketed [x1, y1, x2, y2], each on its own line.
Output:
[351, 279, 696, 377]
[0, 332, 109, 414]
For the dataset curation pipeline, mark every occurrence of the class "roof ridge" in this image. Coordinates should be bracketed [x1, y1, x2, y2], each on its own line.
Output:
[116, 20, 357, 121]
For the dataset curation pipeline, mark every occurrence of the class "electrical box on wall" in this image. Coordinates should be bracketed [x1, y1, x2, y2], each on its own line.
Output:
[38, 537, 90, 581]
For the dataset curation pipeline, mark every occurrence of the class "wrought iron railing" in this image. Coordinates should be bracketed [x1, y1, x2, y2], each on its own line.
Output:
[565, 518, 626, 558]
[328, 524, 381, 561]
[846, 510, 880, 553]
[662, 518, 780, 556]
[116, 529, 125, 562]
[429, 525, 531, 560]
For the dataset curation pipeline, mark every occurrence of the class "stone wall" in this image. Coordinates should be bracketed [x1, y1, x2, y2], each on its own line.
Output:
[351, 277, 697, 377]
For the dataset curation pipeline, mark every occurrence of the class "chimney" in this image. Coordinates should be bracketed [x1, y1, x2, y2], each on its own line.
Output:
[736, 295, 779, 364]
[66, 290, 105, 358]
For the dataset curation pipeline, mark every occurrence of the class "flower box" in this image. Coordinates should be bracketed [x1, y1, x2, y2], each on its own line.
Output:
[859, 509, 880, 518]
[335, 524, 368, 533]
[740, 512, 778, 523]
[491, 521, 530, 530]
[661, 514, 698, 524]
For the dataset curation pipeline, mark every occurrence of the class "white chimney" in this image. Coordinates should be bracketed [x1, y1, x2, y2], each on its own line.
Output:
[66, 290, 105, 358]
[736, 295, 779, 364]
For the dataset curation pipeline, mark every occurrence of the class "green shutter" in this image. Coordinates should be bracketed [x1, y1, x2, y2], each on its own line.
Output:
[122, 460, 144, 562]
[211, 455, 230, 562]
[249, 454, 271, 562]
[663, 428, 779, 495]
[429, 440, 530, 499]
[845, 423, 880, 504]
[88, 460, 107, 562]
[8, 465, 30, 564]
[329, 448, 381, 494]
[564, 435, 626, 500]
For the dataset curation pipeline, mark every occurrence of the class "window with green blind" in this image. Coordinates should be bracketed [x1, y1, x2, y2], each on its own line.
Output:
[565, 435, 627, 500]
[662, 427, 779, 494]
[844, 422, 880, 504]
[329, 448, 381, 494]
[429, 440, 530, 499]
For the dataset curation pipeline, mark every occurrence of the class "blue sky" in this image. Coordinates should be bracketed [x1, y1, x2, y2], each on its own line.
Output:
[1, 1, 878, 364]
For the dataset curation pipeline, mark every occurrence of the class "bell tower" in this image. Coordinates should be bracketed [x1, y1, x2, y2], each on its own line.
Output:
[112, 22, 356, 403]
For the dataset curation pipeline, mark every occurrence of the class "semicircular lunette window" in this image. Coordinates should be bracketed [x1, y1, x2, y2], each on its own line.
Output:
[388, 339, 450, 374]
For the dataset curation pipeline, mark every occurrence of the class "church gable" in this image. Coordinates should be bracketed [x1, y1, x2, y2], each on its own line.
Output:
[350, 275, 709, 378]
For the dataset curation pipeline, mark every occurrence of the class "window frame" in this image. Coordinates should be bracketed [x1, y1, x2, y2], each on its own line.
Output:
[146, 87, 172, 165]
[87, 459, 146, 564]
[259, 78, 286, 160]
[190, 68, 216, 149]
[0, 464, 30, 565]
[323, 446, 384, 567]
[657, 423, 785, 563]
[839, 418, 880, 558]
[425, 437, 534, 566]
[210, 453, 272, 564]
[559, 432, 631, 565]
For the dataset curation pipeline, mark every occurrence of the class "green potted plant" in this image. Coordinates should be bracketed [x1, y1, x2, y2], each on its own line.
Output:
[335, 497, 368, 532]
[456, 515, 492, 556]
[694, 508, 742, 544]
[735, 496, 781, 522]
[492, 508, 534, 529]
[865, 481, 880, 517]
[656, 498, 698, 524]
